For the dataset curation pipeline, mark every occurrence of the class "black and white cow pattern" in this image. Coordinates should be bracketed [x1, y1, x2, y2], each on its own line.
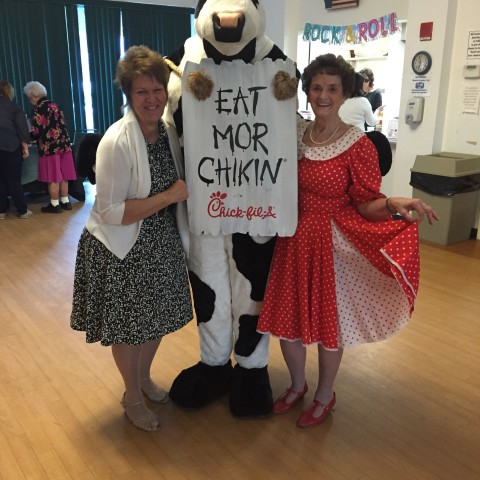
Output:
[165, 0, 294, 417]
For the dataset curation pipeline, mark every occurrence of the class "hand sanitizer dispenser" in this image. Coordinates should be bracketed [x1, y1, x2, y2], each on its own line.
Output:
[405, 97, 424, 124]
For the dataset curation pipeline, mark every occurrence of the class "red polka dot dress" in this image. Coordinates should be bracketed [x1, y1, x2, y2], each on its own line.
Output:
[257, 119, 419, 350]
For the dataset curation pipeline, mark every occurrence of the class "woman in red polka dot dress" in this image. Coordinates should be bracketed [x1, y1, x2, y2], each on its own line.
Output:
[257, 54, 439, 428]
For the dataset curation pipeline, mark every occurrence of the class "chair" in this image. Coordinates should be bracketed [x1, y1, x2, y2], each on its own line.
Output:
[75, 133, 103, 185]
[69, 129, 100, 200]
[365, 130, 392, 176]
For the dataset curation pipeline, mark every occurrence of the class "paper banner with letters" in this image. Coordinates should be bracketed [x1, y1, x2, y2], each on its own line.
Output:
[182, 58, 298, 237]
[304, 12, 399, 45]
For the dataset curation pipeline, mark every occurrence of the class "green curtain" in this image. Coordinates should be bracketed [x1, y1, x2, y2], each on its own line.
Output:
[0, 0, 83, 135]
[0, 0, 33, 102]
[84, 3, 192, 132]
[66, 3, 87, 133]
[0, 0, 193, 134]
[121, 4, 192, 57]
[84, 5, 122, 133]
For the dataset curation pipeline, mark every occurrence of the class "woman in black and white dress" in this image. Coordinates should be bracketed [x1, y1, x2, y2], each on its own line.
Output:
[71, 45, 193, 431]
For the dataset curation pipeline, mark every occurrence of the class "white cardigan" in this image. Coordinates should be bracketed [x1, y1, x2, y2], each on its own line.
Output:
[86, 109, 189, 260]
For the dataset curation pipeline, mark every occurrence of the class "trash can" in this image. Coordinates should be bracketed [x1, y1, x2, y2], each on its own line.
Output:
[410, 152, 480, 245]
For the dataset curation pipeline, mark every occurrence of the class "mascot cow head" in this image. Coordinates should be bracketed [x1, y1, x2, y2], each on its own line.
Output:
[194, 0, 267, 63]
[164, 0, 297, 137]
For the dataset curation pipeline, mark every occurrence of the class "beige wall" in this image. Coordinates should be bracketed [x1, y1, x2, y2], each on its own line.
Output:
[389, 0, 457, 196]
[444, 0, 480, 156]
[441, 0, 480, 235]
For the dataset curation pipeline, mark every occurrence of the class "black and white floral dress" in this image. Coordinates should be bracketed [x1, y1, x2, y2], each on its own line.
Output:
[71, 123, 193, 346]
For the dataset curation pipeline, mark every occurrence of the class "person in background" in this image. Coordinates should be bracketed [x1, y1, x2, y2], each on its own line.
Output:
[339, 72, 384, 131]
[23, 81, 76, 213]
[257, 54, 439, 429]
[359, 67, 383, 113]
[70, 45, 193, 432]
[0, 80, 32, 219]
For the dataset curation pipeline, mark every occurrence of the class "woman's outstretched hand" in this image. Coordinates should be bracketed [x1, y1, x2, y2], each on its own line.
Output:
[389, 197, 440, 225]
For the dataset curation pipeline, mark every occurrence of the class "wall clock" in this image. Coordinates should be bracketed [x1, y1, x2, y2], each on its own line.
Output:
[412, 51, 432, 75]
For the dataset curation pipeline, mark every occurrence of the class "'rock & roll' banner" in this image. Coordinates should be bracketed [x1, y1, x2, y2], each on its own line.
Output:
[182, 58, 298, 237]
[304, 12, 399, 45]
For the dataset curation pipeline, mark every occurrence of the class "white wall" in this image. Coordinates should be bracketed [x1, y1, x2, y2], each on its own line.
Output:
[262, 0, 286, 50]
[389, 0, 456, 199]
[443, 0, 480, 155]
[443, 0, 480, 236]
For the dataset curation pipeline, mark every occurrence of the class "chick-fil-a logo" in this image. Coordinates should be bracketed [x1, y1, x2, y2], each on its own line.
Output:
[207, 191, 277, 221]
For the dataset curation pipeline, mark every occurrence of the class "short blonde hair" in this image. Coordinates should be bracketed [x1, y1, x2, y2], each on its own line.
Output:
[115, 45, 170, 104]
[0, 80, 15, 100]
[23, 81, 47, 99]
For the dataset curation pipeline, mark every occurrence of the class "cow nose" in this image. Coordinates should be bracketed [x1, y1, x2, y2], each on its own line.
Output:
[213, 12, 245, 43]
[216, 12, 243, 29]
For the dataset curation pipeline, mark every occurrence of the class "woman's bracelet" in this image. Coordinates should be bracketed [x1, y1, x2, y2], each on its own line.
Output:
[386, 197, 396, 215]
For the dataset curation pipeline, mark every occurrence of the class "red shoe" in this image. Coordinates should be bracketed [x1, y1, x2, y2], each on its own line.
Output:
[296, 393, 336, 428]
[273, 383, 308, 414]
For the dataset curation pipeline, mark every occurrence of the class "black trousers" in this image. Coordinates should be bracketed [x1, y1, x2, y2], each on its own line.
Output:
[0, 146, 28, 215]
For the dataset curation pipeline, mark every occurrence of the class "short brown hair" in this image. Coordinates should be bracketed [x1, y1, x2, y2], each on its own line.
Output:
[359, 68, 374, 88]
[0, 80, 15, 100]
[115, 45, 170, 104]
[301, 54, 354, 99]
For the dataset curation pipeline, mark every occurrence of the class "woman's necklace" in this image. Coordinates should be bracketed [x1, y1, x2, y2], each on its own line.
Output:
[143, 123, 160, 144]
[309, 121, 342, 146]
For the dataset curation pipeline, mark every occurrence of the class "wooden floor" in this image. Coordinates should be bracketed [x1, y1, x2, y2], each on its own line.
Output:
[0, 184, 479, 480]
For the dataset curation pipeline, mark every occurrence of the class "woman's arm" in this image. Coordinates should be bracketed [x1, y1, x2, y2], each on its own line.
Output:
[21, 142, 29, 158]
[363, 98, 382, 127]
[14, 105, 30, 144]
[121, 180, 188, 225]
[95, 123, 189, 226]
[357, 196, 439, 224]
[30, 102, 48, 142]
[373, 90, 383, 112]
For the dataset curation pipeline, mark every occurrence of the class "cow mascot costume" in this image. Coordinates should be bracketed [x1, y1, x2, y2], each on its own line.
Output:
[164, 0, 298, 417]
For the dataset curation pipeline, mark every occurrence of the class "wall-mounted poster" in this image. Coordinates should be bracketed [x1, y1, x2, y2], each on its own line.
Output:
[325, 0, 359, 9]
[467, 31, 480, 60]
[182, 58, 298, 237]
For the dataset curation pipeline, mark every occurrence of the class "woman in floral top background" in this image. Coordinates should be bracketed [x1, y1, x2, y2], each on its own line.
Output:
[23, 81, 77, 213]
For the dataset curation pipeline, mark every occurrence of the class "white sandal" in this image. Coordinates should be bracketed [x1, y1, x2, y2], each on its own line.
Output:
[140, 379, 169, 404]
[120, 393, 160, 431]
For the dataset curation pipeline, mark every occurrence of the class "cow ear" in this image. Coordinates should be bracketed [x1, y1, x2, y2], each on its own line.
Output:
[272, 71, 298, 101]
[187, 70, 214, 101]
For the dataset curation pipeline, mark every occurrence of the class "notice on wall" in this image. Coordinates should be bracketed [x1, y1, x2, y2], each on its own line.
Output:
[467, 31, 480, 60]
[462, 84, 480, 114]
[182, 58, 298, 237]
[410, 76, 432, 97]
